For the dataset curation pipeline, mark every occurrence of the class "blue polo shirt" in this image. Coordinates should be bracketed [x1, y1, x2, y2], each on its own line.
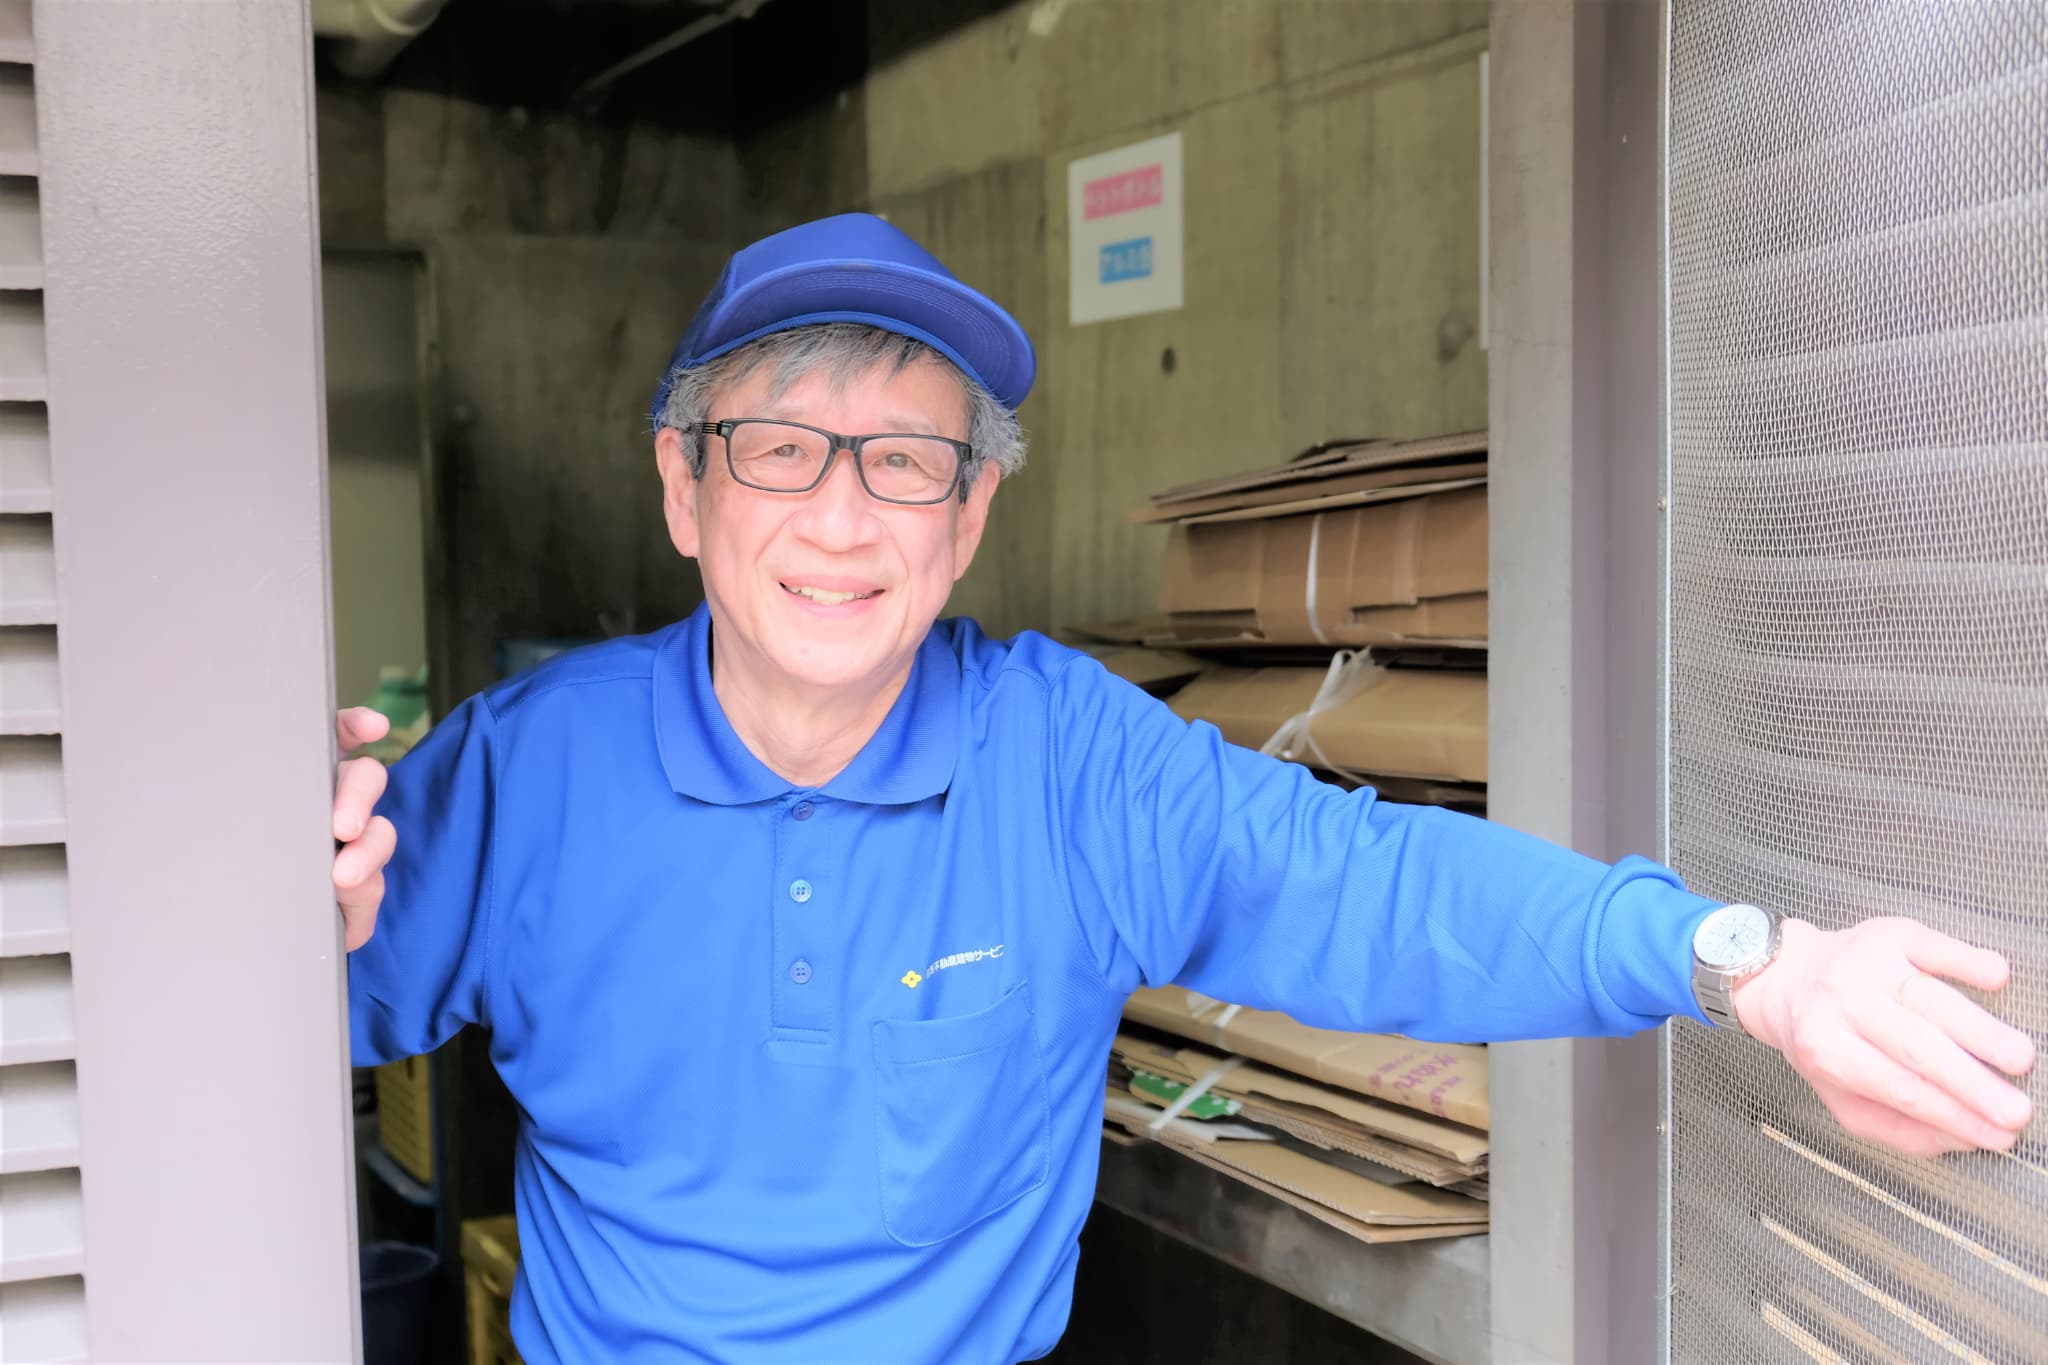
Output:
[349, 606, 1718, 1364]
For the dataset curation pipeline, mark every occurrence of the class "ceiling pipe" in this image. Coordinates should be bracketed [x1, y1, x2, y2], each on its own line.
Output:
[311, 0, 452, 80]
[571, 0, 773, 105]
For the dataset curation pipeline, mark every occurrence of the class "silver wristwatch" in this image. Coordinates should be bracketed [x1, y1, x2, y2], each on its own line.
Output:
[1690, 902, 1783, 1035]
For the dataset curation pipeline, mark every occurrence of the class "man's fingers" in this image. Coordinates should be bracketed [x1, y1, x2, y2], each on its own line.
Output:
[332, 755, 388, 842]
[341, 873, 383, 953]
[335, 815, 397, 900]
[1898, 921, 2010, 993]
[336, 706, 391, 755]
[1817, 1035, 2019, 1151]
[1900, 974, 2036, 1079]
[1858, 996, 2033, 1135]
[1813, 1082, 1975, 1160]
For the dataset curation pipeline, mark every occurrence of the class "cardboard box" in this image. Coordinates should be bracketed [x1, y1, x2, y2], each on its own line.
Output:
[1124, 986, 1490, 1131]
[1155, 485, 1488, 649]
[1167, 663, 1487, 784]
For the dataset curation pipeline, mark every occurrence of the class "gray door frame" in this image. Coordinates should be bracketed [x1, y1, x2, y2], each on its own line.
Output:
[1486, 3, 1671, 1363]
[36, 1, 361, 1358]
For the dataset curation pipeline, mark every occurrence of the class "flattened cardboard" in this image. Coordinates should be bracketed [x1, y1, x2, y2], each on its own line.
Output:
[1170, 1130, 1488, 1227]
[1124, 986, 1490, 1130]
[1059, 616, 1173, 646]
[1078, 645, 1212, 697]
[1167, 664, 1487, 783]
[1112, 1035, 1485, 1165]
[1165, 486, 1487, 611]
[1148, 1140, 1486, 1245]
[1146, 431, 1488, 510]
[1155, 595, 1489, 652]
[1191, 1048, 1487, 1167]
[1103, 1094, 1487, 1244]
[1130, 461, 1487, 525]
[1111, 1034, 1487, 1183]
[1157, 487, 1488, 648]
[1179, 476, 1486, 527]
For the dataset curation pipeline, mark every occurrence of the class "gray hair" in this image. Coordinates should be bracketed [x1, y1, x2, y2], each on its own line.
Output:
[654, 322, 1027, 487]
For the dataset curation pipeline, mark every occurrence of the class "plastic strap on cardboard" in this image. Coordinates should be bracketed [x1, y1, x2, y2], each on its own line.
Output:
[1177, 990, 1245, 1046]
[1302, 513, 1333, 644]
[1258, 648, 1385, 784]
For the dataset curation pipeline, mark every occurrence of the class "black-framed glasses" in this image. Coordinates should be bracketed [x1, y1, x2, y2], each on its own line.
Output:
[697, 419, 974, 506]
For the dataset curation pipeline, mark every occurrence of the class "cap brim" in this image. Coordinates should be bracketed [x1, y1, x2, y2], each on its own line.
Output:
[694, 258, 1037, 411]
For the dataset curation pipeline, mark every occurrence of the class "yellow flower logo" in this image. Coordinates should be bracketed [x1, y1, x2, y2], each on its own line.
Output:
[901, 970, 923, 989]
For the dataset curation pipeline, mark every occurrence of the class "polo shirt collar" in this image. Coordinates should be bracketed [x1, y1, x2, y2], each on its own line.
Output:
[653, 603, 960, 807]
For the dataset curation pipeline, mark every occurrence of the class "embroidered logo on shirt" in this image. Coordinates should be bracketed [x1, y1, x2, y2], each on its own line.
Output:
[901, 944, 1002, 987]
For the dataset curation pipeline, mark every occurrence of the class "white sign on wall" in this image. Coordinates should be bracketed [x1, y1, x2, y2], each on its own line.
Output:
[1067, 131, 1184, 325]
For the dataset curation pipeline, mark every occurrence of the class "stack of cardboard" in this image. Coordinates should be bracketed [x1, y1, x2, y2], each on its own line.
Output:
[1106, 987, 1490, 1242]
[1083, 435, 1497, 1242]
[1116, 429, 1491, 803]
[1136, 432, 1487, 651]
[1123, 986, 1489, 1129]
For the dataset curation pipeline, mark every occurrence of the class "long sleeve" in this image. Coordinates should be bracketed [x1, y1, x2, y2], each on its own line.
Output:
[348, 693, 499, 1065]
[1048, 657, 1719, 1042]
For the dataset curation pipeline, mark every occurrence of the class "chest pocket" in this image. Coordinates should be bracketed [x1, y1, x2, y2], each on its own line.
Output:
[870, 980, 1051, 1247]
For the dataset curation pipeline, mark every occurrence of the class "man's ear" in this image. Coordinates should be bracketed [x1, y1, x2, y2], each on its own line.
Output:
[951, 460, 1003, 583]
[654, 427, 702, 560]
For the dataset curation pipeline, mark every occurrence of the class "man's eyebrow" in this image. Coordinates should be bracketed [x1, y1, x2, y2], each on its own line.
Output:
[868, 413, 945, 436]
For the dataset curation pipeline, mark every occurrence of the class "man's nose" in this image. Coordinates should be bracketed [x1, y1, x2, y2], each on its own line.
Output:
[792, 447, 880, 542]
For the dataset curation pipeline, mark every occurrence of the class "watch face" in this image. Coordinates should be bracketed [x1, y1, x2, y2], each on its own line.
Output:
[1695, 904, 1771, 970]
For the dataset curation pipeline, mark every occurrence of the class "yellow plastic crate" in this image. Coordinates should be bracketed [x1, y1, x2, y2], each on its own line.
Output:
[374, 1054, 434, 1186]
[463, 1215, 523, 1365]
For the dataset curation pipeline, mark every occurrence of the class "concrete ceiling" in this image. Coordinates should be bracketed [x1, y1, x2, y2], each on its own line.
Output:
[350, 0, 1013, 136]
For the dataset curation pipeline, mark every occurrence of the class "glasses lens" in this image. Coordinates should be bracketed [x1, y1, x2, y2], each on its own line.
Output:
[725, 421, 830, 490]
[861, 437, 963, 503]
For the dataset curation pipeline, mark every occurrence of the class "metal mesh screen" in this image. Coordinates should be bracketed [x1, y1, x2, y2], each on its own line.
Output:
[1666, 2, 2048, 1361]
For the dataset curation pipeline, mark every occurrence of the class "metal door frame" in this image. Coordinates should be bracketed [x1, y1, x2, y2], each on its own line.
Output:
[1486, 2, 1672, 1361]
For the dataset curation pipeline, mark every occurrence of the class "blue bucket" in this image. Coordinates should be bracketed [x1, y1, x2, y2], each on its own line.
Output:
[360, 1241, 438, 1365]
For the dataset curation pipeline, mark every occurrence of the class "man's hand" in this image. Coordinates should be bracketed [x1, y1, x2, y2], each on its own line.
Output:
[334, 707, 397, 951]
[1732, 917, 2035, 1157]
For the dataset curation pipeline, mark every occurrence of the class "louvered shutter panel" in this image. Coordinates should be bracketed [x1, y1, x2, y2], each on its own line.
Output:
[0, 3, 85, 1359]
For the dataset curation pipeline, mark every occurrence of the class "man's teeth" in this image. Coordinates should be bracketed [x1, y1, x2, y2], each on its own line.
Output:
[786, 584, 875, 605]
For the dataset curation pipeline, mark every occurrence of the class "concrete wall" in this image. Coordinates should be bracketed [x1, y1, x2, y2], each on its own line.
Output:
[323, 252, 430, 709]
[862, 0, 1491, 635]
[315, 86, 804, 700]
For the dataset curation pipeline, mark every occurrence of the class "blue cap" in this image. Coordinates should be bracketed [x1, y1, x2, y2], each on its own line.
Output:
[650, 213, 1037, 427]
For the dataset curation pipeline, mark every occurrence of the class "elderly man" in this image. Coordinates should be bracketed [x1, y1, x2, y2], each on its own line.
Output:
[334, 214, 2032, 1364]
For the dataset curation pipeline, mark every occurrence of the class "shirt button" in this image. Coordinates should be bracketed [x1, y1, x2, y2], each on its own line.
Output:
[790, 879, 813, 903]
[789, 959, 813, 985]
[791, 801, 814, 821]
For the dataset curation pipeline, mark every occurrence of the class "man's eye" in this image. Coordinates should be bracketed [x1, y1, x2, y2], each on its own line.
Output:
[765, 444, 807, 460]
[878, 451, 916, 469]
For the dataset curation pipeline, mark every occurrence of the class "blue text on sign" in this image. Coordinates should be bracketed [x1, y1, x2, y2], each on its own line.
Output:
[1099, 236, 1154, 284]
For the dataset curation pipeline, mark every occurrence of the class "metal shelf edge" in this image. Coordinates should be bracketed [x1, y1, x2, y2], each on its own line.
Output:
[1093, 1137, 1491, 1365]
